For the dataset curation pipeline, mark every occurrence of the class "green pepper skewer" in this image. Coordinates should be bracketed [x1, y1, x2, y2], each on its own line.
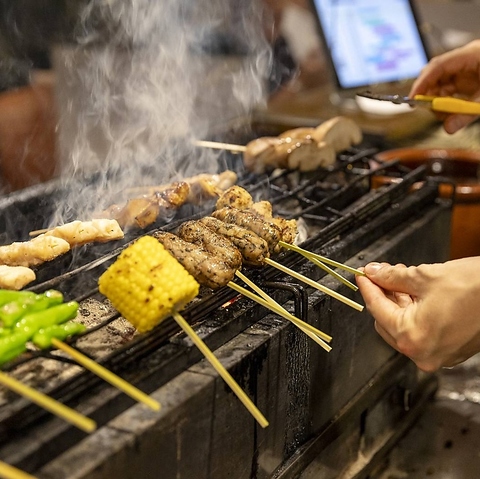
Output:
[0, 290, 37, 307]
[0, 290, 64, 328]
[0, 332, 30, 365]
[13, 302, 79, 338]
[32, 322, 86, 350]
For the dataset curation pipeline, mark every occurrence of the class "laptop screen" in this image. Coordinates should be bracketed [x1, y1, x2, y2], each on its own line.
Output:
[310, 0, 429, 90]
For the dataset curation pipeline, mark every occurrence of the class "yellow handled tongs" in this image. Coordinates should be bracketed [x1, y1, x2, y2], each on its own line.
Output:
[357, 92, 480, 115]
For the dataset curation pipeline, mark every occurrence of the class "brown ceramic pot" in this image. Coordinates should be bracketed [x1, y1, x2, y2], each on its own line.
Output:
[374, 148, 480, 260]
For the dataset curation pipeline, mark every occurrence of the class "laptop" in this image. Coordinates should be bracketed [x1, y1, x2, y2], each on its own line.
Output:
[309, 0, 430, 111]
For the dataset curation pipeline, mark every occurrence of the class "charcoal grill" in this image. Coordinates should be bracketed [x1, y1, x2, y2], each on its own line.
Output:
[0, 142, 451, 479]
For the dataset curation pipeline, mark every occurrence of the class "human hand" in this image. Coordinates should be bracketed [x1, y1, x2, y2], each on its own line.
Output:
[409, 39, 480, 133]
[356, 258, 480, 372]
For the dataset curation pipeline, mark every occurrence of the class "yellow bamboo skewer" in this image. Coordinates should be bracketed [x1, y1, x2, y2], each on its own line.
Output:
[0, 461, 38, 479]
[264, 258, 364, 312]
[279, 241, 366, 277]
[0, 371, 96, 433]
[301, 255, 357, 291]
[194, 140, 246, 153]
[171, 311, 268, 428]
[228, 282, 332, 344]
[50, 339, 161, 412]
[234, 271, 332, 352]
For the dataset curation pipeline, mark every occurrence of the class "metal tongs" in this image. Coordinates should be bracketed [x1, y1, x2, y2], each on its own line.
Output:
[357, 91, 480, 115]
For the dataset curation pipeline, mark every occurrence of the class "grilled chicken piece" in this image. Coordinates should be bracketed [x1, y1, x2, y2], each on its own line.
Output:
[244, 136, 335, 173]
[187, 171, 238, 204]
[108, 197, 161, 230]
[249, 201, 297, 248]
[311, 116, 363, 153]
[0, 265, 36, 290]
[243, 137, 287, 174]
[177, 221, 243, 270]
[200, 216, 269, 266]
[278, 127, 316, 140]
[159, 181, 190, 208]
[287, 140, 336, 171]
[0, 235, 70, 267]
[279, 117, 362, 154]
[249, 200, 273, 218]
[44, 219, 124, 247]
[213, 207, 282, 252]
[101, 182, 190, 230]
[216, 185, 253, 210]
[126, 171, 237, 203]
[151, 231, 235, 289]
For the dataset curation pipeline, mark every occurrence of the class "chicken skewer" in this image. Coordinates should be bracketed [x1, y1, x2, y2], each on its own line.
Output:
[101, 170, 238, 231]
[206, 206, 364, 310]
[0, 219, 124, 290]
[175, 222, 332, 346]
[216, 185, 364, 283]
[151, 230, 333, 348]
[195, 116, 363, 173]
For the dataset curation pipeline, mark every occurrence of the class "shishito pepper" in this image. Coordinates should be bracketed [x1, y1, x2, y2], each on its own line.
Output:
[0, 290, 37, 307]
[0, 289, 64, 327]
[32, 322, 87, 349]
[0, 331, 30, 365]
[13, 302, 79, 338]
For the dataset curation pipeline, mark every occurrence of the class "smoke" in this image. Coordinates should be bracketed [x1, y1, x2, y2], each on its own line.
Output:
[51, 0, 272, 223]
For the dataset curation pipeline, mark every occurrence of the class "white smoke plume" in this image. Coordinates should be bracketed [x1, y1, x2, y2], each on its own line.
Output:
[51, 0, 272, 222]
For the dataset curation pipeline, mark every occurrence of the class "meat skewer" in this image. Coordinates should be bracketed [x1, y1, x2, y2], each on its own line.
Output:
[152, 231, 236, 289]
[216, 186, 360, 287]
[156, 220, 334, 333]
[0, 265, 36, 291]
[0, 235, 71, 268]
[0, 219, 124, 289]
[152, 230, 332, 350]
[195, 115, 363, 173]
[213, 207, 282, 252]
[199, 216, 270, 266]
[177, 221, 243, 270]
[103, 170, 239, 230]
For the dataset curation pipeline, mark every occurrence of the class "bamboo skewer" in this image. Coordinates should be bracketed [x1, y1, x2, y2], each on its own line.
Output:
[51, 339, 161, 411]
[171, 311, 268, 428]
[0, 461, 38, 479]
[234, 271, 332, 352]
[299, 254, 357, 291]
[194, 140, 246, 153]
[264, 258, 364, 312]
[228, 281, 332, 343]
[279, 241, 366, 277]
[0, 371, 96, 433]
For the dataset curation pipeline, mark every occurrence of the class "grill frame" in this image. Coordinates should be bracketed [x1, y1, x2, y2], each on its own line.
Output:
[0, 146, 452, 476]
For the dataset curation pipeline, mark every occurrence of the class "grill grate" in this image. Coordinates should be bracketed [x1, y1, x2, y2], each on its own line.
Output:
[0, 146, 439, 454]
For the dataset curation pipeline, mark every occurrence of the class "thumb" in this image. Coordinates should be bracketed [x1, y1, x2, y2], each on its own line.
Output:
[444, 113, 478, 134]
[363, 262, 417, 295]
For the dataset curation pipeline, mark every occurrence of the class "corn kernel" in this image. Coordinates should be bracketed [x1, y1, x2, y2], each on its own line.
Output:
[98, 236, 199, 333]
